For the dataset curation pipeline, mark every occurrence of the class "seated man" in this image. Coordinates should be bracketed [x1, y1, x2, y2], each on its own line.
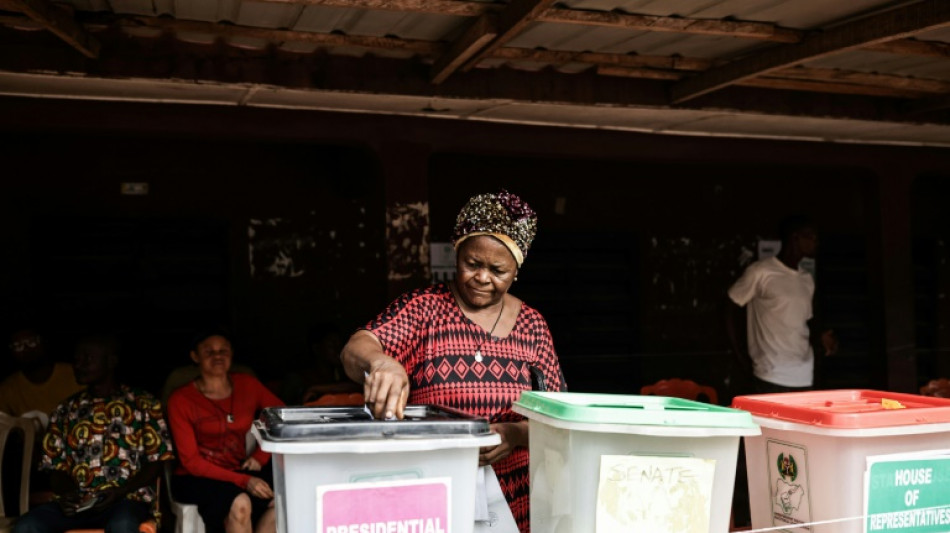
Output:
[0, 327, 84, 418]
[13, 334, 175, 533]
[2, 327, 87, 501]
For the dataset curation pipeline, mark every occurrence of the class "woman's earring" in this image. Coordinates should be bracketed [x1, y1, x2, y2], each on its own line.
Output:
[514, 276, 518, 282]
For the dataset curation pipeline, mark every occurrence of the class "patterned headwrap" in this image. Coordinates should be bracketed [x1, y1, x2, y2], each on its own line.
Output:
[452, 190, 538, 267]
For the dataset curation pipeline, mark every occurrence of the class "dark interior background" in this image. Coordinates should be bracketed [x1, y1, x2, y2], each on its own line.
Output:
[1, 134, 387, 395]
[429, 154, 876, 396]
[1, 103, 949, 405]
[913, 175, 950, 383]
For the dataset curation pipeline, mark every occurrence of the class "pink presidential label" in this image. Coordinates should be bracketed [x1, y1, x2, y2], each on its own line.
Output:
[317, 478, 451, 533]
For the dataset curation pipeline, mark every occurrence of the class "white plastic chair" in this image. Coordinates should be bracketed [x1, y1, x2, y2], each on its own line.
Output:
[0, 413, 37, 533]
[164, 461, 207, 533]
[19, 411, 49, 434]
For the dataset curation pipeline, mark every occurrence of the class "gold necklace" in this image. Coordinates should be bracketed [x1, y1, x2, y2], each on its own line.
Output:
[474, 299, 505, 363]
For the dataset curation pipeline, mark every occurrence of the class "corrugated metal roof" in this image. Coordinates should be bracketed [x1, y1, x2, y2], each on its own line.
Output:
[47, 0, 948, 73]
[508, 22, 765, 58]
[557, 0, 898, 28]
[806, 51, 950, 82]
[3, 0, 949, 145]
[53, 0, 903, 58]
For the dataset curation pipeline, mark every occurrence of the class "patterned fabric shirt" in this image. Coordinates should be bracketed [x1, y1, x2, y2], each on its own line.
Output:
[41, 385, 175, 507]
[367, 283, 567, 532]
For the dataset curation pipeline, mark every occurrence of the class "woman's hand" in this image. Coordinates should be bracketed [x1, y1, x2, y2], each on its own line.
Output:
[241, 457, 262, 471]
[479, 421, 528, 467]
[364, 357, 410, 420]
[246, 477, 274, 500]
[341, 331, 411, 420]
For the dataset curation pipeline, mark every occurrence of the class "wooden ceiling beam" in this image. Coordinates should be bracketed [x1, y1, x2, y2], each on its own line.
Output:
[8, 0, 99, 57]
[596, 66, 682, 80]
[669, 0, 950, 104]
[459, 0, 558, 69]
[253, 0, 497, 17]
[431, 0, 556, 82]
[1, 45, 926, 126]
[772, 66, 950, 94]
[596, 63, 950, 99]
[489, 47, 713, 71]
[739, 77, 928, 99]
[864, 37, 950, 58]
[115, 16, 442, 54]
[538, 8, 802, 43]
[431, 13, 497, 83]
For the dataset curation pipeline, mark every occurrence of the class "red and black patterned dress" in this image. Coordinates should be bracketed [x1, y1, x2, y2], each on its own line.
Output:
[366, 283, 567, 532]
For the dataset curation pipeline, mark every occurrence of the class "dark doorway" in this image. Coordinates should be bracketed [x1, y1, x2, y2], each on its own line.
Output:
[29, 216, 230, 394]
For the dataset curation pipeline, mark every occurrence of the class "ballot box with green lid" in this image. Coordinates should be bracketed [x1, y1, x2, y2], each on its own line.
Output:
[253, 405, 500, 533]
[512, 391, 760, 533]
[731, 389, 950, 533]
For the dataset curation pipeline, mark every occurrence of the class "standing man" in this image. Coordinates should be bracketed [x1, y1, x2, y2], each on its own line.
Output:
[726, 215, 838, 393]
[14, 334, 174, 533]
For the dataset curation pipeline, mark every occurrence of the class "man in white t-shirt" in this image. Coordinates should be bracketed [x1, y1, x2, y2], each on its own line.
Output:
[726, 216, 837, 393]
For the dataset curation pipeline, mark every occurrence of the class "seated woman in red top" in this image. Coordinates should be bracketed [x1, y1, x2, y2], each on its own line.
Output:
[167, 328, 284, 533]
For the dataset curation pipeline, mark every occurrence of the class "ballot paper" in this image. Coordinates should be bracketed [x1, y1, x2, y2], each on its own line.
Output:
[474, 466, 519, 532]
[596, 454, 716, 533]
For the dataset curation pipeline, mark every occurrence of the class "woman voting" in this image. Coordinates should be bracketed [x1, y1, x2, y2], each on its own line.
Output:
[342, 190, 567, 532]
